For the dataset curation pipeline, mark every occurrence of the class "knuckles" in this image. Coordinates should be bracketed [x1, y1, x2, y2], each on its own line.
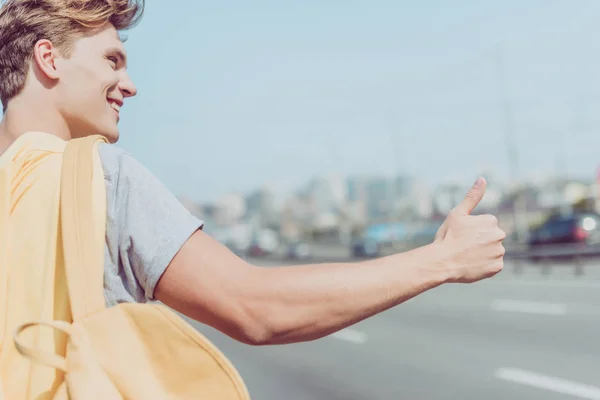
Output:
[484, 214, 498, 226]
[496, 244, 506, 258]
[497, 229, 507, 241]
[493, 259, 504, 273]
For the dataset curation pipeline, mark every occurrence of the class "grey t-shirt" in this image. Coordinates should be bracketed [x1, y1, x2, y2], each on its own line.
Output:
[98, 143, 204, 307]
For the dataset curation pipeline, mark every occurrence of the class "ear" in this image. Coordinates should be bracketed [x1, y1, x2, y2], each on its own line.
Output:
[32, 39, 60, 81]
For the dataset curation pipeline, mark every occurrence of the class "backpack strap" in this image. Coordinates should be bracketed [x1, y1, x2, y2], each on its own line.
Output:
[11, 135, 108, 374]
[60, 135, 108, 321]
[13, 320, 73, 372]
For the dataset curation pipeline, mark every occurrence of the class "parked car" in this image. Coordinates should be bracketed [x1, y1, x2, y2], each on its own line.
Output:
[351, 238, 381, 258]
[527, 212, 600, 262]
[286, 242, 312, 260]
[247, 242, 270, 258]
[528, 212, 600, 247]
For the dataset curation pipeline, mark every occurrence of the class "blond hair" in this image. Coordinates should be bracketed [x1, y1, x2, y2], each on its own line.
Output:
[0, 0, 144, 109]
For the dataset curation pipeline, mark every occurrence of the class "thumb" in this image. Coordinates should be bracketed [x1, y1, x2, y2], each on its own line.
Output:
[453, 177, 486, 216]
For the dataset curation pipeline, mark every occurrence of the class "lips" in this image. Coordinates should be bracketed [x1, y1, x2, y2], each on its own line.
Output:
[107, 96, 123, 111]
[109, 102, 121, 113]
[107, 98, 123, 121]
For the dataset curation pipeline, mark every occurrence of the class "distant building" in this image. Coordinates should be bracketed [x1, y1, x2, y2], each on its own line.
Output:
[305, 175, 346, 215]
[245, 186, 277, 227]
[364, 177, 394, 221]
[214, 193, 246, 226]
[347, 177, 367, 203]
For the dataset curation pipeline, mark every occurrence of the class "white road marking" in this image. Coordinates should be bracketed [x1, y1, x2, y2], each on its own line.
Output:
[329, 328, 368, 344]
[495, 368, 600, 400]
[491, 299, 567, 315]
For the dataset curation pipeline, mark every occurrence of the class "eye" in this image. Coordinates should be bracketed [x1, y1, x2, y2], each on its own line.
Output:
[107, 56, 118, 69]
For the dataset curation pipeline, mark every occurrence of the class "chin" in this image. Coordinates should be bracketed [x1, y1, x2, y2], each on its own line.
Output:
[97, 128, 120, 144]
[104, 132, 120, 144]
[70, 121, 119, 143]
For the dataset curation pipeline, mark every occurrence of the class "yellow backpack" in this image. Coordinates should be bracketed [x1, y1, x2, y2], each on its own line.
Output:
[0, 132, 250, 399]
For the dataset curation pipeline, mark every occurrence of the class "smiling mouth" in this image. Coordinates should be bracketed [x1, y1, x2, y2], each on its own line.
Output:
[108, 101, 121, 113]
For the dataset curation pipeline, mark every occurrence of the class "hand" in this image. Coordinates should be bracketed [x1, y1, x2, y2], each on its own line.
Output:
[434, 177, 506, 283]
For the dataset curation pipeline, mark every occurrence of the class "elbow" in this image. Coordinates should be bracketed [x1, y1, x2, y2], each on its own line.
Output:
[237, 326, 274, 346]
[194, 297, 276, 346]
[217, 292, 277, 346]
[225, 268, 282, 346]
[231, 309, 278, 346]
[230, 292, 286, 346]
[237, 317, 322, 346]
[221, 265, 293, 346]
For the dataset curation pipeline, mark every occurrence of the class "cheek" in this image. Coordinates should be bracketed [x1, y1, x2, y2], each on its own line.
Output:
[57, 64, 115, 116]
[65, 60, 114, 93]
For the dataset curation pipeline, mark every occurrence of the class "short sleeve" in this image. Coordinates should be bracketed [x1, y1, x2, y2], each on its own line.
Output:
[99, 143, 204, 302]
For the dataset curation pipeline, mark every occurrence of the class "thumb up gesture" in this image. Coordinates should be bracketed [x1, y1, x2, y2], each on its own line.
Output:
[435, 177, 506, 283]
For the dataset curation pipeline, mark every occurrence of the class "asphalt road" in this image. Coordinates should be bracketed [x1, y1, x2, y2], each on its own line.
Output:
[187, 259, 600, 400]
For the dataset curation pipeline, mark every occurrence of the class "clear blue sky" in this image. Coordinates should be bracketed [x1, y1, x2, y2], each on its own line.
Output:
[26, 1, 600, 202]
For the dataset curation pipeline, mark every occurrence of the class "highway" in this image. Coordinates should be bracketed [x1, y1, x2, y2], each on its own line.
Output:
[187, 259, 600, 400]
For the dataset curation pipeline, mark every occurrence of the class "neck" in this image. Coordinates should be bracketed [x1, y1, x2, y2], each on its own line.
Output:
[0, 95, 71, 151]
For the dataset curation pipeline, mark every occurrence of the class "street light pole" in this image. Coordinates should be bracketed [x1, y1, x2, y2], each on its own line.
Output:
[494, 48, 527, 243]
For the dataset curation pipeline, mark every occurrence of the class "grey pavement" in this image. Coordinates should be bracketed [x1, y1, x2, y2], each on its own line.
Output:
[187, 259, 600, 400]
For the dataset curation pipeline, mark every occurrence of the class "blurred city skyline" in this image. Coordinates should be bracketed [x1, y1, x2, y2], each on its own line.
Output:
[6, 1, 600, 204]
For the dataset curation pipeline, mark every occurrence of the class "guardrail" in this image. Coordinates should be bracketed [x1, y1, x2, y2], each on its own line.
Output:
[506, 243, 600, 276]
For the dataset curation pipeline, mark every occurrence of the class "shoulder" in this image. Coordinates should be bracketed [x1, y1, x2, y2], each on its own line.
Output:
[97, 142, 148, 183]
[97, 142, 174, 204]
[96, 142, 199, 222]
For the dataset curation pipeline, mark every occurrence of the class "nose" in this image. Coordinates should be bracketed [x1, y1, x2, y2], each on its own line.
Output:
[119, 72, 137, 98]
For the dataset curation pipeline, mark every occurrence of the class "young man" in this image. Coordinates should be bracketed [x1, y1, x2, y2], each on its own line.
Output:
[0, 0, 505, 346]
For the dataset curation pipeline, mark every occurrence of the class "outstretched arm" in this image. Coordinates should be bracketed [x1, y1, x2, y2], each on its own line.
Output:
[154, 178, 505, 345]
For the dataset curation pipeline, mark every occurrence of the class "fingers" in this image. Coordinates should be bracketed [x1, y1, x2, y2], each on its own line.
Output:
[489, 258, 504, 275]
[455, 214, 506, 241]
[494, 243, 506, 258]
[453, 177, 487, 216]
[434, 220, 448, 242]
[484, 227, 506, 242]
[471, 214, 498, 226]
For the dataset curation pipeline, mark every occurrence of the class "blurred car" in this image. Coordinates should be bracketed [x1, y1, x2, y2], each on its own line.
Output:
[527, 212, 600, 262]
[351, 238, 380, 258]
[224, 240, 248, 257]
[286, 242, 311, 260]
[247, 242, 271, 258]
[528, 212, 600, 247]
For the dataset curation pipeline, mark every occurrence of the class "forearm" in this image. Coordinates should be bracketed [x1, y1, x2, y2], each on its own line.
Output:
[244, 243, 450, 345]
